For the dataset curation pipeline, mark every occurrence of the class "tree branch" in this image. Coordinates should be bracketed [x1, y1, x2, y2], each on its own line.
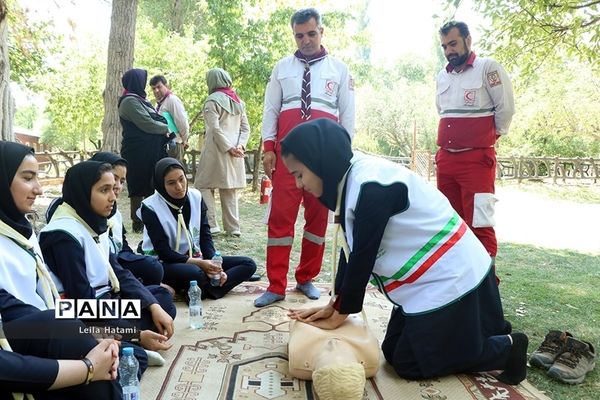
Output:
[549, 0, 600, 10]
[581, 15, 600, 28]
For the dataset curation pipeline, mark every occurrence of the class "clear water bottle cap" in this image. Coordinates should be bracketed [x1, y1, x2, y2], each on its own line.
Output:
[190, 280, 198, 286]
[122, 347, 134, 356]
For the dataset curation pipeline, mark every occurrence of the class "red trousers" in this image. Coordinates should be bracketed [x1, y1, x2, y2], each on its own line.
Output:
[265, 150, 328, 295]
[435, 148, 498, 257]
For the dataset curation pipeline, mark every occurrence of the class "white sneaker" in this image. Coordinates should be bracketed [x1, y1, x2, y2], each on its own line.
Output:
[210, 226, 221, 234]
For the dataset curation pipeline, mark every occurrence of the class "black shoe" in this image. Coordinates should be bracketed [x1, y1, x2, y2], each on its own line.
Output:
[248, 274, 261, 282]
[497, 332, 529, 385]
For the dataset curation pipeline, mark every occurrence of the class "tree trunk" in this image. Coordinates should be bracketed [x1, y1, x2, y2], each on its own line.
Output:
[0, 0, 14, 142]
[101, 0, 138, 153]
[171, 0, 185, 33]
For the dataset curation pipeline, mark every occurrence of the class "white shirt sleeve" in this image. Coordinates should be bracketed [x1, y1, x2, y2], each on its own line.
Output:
[261, 63, 283, 148]
[337, 64, 355, 139]
[484, 60, 515, 136]
[169, 95, 190, 143]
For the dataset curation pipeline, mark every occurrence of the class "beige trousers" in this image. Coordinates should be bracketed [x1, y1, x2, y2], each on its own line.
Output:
[200, 188, 240, 233]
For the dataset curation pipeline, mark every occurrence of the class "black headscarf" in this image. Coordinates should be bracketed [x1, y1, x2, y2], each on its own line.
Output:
[121, 68, 148, 99]
[153, 157, 188, 209]
[90, 151, 128, 166]
[62, 161, 111, 235]
[280, 119, 353, 211]
[90, 152, 127, 219]
[0, 141, 36, 238]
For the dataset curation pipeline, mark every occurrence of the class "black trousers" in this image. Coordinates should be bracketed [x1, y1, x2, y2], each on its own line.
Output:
[118, 251, 165, 286]
[2, 309, 121, 400]
[163, 255, 257, 299]
[381, 269, 512, 379]
[94, 285, 176, 340]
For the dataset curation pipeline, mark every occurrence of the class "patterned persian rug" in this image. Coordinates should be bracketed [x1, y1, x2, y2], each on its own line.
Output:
[140, 282, 551, 400]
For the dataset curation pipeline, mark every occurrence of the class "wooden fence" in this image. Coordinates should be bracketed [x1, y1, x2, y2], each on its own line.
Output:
[382, 152, 600, 183]
[35, 149, 599, 186]
[35, 149, 263, 191]
[496, 156, 600, 183]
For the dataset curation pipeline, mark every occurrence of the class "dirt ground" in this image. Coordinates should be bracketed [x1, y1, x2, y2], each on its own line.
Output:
[495, 186, 600, 255]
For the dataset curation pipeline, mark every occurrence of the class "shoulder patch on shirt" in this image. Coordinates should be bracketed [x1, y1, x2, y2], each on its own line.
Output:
[349, 75, 354, 91]
[487, 71, 502, 87]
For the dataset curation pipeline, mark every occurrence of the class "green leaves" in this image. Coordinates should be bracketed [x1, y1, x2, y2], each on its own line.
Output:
[7, 0, 59, 90]
[42, 44, 105, 150]
[467, 0, 600, 78]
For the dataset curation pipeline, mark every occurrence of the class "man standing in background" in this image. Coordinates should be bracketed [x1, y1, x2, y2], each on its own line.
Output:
[435, 21, 515, 280]
[256, 7, 355, 307]
[150, 75, 190, 169]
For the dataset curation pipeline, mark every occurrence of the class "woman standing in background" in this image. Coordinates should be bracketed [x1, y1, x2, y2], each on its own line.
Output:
[119, 68, 171, 233]
[195, 68, 250, 236]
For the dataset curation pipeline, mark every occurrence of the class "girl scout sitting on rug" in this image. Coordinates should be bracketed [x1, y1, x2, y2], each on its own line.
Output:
[90, 151, 166, 286]
[0, 141, 120, 399]
[284, 119, 528, 388]
[45, 152, 166, 286]
[138, 158, 256, 298]
[40, 161, 177, 361]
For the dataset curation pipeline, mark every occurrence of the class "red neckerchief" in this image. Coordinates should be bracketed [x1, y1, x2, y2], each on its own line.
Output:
[214, 87, 241, 103]
[294, 46, 328, 120]
[293, 46, 328, 64]
[156, 91, 171, 112]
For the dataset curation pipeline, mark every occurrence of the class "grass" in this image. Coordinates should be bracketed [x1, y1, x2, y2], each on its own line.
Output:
[34, 183, 599, 400]
[498, 244, 599, 400]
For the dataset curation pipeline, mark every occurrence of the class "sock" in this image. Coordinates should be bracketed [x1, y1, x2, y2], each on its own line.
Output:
[296, 282, 321, 300]
[254, 291, 285, 307]
[497, 332, 528, 385]
[502, 320, 513, 335]
[145, 350, 165, 366]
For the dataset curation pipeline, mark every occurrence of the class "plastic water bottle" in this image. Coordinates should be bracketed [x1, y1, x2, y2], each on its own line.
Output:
[188, 280, 203, 329]
[210, 251, 223, 286]
[119, 347, 140, 400]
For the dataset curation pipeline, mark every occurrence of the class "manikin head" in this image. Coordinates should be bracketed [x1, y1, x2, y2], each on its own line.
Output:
[311, 338, 366, 400]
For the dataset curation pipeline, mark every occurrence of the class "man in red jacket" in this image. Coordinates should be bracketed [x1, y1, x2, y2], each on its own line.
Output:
[256, 8, 355, 307]
[435, 21, 515, 279]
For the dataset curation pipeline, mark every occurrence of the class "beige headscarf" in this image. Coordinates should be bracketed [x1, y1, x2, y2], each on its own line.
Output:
[204, 68, 244, 115]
